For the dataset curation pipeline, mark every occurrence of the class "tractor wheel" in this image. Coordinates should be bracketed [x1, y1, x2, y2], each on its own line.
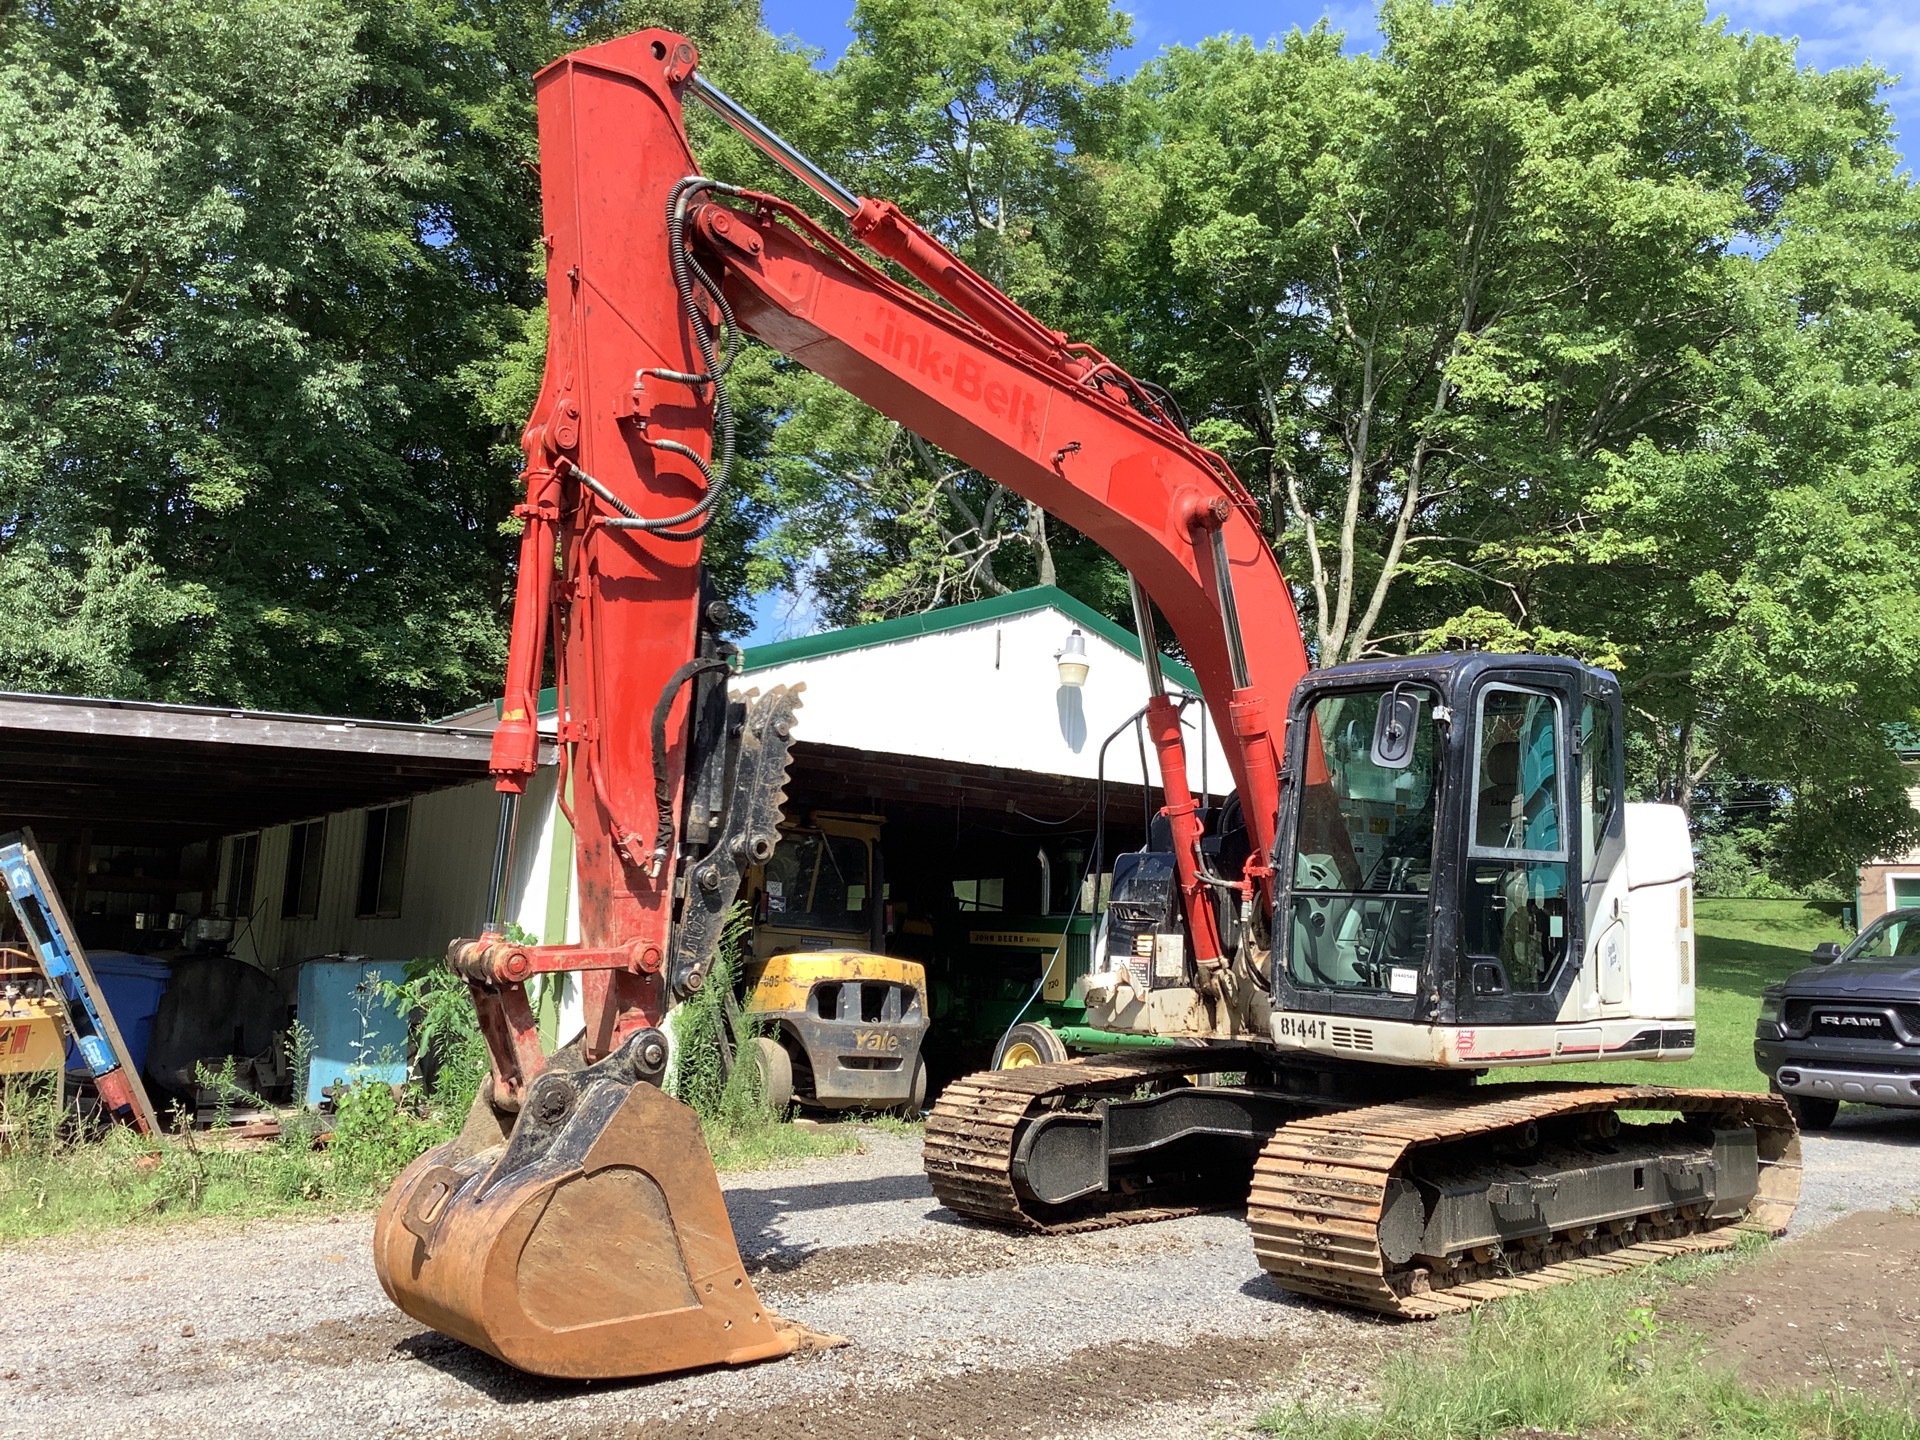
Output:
[1785, 1093, 1839, 1131]
[750, 1035, 794, 1113]
[997, 1022, 1069, 1069]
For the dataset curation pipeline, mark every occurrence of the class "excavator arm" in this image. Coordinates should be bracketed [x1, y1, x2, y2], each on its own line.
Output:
[375, 29, 1800, 1378]
[454, 32, 1308, 1108]
[375, 28, 1309, 1380]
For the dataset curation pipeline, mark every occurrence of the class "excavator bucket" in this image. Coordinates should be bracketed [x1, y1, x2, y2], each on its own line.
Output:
[373, 1056, 799, 1379]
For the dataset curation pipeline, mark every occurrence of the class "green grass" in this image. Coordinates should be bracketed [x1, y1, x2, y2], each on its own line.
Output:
[704, 1116, 863, 1171]
[0, 1076, 442, 1243]
[1493, 897, 1850, 1093]
[1260, 1244, 1918, 1440]
[0, 1073, 859, 1246]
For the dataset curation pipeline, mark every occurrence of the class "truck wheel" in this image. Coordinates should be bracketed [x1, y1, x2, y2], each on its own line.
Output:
[998, 1023, 1068, 1069]
[750, 1036, 794, 1113]
[1785, 1094, 1838, 1131]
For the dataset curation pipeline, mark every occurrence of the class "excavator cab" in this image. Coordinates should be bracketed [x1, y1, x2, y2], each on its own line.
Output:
[1267, 652, 1693, 1066]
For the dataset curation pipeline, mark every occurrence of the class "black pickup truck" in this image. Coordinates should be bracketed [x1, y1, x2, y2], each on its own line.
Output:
[1754, 907, 1920, 1129]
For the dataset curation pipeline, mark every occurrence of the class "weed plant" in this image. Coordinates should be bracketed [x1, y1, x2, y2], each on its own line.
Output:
[0, 1067, 443, 1240]
[378, 956, 492, 1121]
[669, 906, 859, 1171]
[1261, 1248, 1918, 1440]
[0, 912, 862, 1242]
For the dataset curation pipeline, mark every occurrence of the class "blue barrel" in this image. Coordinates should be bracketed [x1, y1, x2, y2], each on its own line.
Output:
[296, 957, 411, 1106]
[63, 950, 171, 1077]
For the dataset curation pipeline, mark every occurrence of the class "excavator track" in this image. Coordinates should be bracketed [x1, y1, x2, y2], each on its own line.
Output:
[1248, 1084, 1801, 1319]
[925, 1050, 1233, 1232]
[931, 1067, 1800, 1321]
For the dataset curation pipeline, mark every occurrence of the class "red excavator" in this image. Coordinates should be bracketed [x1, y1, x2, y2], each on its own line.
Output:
[373, 30, 1800, 1379]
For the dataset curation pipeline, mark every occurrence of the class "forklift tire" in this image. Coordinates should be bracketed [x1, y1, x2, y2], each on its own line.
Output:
[998, 1023, 1069, 1069]
[750, 1036, 795, 1113]
[897, 1054, 928, 1116]
[1784, 1093, 1838, 1131]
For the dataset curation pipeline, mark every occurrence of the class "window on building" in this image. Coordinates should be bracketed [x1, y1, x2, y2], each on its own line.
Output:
[280, 819, 326, 920]
[359, 802, 410, 918]
[224, 833, 260, 919]
[1893, 876, 1920, 911]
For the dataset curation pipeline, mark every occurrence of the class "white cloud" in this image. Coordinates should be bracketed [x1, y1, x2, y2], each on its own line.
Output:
[1716, 2, 1920, 133]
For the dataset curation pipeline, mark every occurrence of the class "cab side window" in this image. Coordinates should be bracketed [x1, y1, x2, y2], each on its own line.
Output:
[1580, 699, 1616, 879]
[1462, 685, 1569, 994]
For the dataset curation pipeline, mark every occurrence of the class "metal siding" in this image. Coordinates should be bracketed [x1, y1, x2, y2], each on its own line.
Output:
[218, 780, 550, 972]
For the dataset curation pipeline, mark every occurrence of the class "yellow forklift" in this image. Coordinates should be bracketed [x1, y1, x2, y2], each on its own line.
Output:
[736, 812, 929, 1114]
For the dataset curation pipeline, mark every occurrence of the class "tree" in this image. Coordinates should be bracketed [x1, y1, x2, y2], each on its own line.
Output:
[0, 0, 563, 716]
[1097, 0, 1920, 879]
[749, 0, 1133, 622]
[0, 0, 833, 714]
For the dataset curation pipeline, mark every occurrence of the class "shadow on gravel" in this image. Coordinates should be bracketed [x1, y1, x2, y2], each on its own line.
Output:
[1815, 1108, 1920, 1143]
[1235, 1272, 1360, 1315]
[392, 1329, 715, 1404]
[725, 1171, 936, 1255]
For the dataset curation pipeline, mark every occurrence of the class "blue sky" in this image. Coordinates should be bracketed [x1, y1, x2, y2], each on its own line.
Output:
[741, 0, 1914, 643]
[759, 0, 1915, 149]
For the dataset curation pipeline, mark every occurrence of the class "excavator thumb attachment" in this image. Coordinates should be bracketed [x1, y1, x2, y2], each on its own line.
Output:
[373, 1032, 799, 1379]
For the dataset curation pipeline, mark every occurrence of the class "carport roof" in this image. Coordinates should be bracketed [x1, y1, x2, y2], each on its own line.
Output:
[0, 691, 538, 843]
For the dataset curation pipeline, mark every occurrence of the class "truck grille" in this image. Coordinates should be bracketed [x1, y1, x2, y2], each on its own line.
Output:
[1785, 999, 1916, 1042]
[1804, 1006, 1902, 1041]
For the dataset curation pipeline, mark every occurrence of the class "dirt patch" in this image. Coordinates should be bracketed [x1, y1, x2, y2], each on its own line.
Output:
[226, 1308, 446, 1369]
[486, 1333, 1333, 1440]
[752, 1224, 1196, 1297]
[1660, 1210, 1920, 1400]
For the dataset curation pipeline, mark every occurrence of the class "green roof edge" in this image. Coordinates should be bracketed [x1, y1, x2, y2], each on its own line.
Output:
[738, 585, 1200, 691]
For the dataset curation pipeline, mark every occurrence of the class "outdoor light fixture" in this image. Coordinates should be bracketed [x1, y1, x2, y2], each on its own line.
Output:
[1055, 627, 1090, 688]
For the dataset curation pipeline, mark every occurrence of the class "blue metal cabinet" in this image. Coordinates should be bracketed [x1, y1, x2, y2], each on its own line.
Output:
[296, 956, 410, 1106]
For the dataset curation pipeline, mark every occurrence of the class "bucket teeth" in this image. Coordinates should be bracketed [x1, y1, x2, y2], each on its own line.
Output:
[374, 1077, 798, 1379]
[668, 682, 805, 1000]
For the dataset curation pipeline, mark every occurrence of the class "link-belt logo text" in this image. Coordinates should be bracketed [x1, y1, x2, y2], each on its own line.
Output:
[866, 316, 1041, 434]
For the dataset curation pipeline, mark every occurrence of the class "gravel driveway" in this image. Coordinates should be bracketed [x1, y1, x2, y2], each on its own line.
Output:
[4, 1110, 1916, 1440]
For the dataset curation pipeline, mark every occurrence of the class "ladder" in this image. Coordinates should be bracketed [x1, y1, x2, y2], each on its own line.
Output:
[0, 828, 160, 1134]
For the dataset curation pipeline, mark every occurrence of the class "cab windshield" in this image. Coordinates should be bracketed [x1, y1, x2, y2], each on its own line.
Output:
[1288, 687, 1438, 995]
[1844, 910, 1920, 961]
[762, 830, 871, 931]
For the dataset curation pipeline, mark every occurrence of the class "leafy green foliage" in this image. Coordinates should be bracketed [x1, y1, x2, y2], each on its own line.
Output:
[379, 952, 491, 1116]
[327, 1077, 444, 1184]
[0, 0, 555, 715]
[0, 1068, 427, 1238]
[1090, 0, 1920, 882]
[746, 0, 1134, 622]
[666, 905, 864, 1169]
[669, 907, 776, 1128]
[6, 0, 1918, 883]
